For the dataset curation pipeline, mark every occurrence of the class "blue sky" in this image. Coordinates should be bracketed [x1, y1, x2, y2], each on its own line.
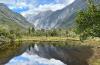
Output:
[7, 4, 29, 13]
[36, 0, 56, 5]
[0, 0, 75, 16]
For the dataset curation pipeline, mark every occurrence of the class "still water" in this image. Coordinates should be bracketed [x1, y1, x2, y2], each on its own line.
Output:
[4, 43, 66, 65]
[6, 52, 65, 65]
[1, 41, 94, 65]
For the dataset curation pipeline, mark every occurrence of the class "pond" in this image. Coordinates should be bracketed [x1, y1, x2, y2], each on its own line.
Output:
[0, 41, 97, 65]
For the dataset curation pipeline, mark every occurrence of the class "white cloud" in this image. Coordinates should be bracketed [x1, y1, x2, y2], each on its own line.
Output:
[20, 0, 75, 16]
[57, 0, 75, 4]
[21, 3, 66, 16]
[35, 4, 65, 11]
[8, 2, 27, 9]
[0, 0, 75, 17]
[0, 0, 16, 4]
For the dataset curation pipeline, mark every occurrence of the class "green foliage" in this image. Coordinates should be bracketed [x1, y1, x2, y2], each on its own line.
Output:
[28, 27, 35, 35]
[26, 28, 77, 38]
[75, 0, 100, 40]
[0, 27, 24, 42]
[50, 29, 58, 36]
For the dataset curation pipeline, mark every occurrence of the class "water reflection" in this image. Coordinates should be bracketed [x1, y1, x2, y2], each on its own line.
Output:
[0, 41, 95, 65]
[6, 52, 65, 65]
[0, 42, 29, 64]
[28, 42, 94, 65]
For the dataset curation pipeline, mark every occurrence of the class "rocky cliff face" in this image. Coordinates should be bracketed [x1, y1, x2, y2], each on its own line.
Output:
[0, 3, 31, 30]
[26, 10, 53, 29]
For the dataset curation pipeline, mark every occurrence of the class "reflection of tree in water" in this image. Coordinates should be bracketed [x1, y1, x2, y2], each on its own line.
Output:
[0, 42, 28, 65]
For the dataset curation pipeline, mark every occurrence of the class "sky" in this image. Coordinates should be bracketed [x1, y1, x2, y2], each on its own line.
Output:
[0, 0, 75, 16]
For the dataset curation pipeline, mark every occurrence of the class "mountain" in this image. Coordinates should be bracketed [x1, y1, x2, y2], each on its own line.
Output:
[26, 10, 53, 28]
[26, 0, 100, 29]
[0, 3, 31, 30]
[26, 0, 86, 29]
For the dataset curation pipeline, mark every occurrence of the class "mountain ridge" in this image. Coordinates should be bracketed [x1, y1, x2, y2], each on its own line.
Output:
[26, 0, 87, 29]
[0, 3, 31, 30]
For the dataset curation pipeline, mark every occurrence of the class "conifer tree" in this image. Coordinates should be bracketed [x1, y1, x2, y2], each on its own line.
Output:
[75, 0, 100, 40]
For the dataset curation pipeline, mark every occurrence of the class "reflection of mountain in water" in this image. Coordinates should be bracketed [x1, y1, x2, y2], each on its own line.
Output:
[28, 43, 94, 65]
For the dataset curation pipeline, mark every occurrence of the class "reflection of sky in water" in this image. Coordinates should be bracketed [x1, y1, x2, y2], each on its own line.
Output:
[6, 52, 66, 65]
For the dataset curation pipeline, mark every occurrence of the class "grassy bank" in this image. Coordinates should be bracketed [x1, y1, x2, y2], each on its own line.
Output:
[15, 36, 79, 42]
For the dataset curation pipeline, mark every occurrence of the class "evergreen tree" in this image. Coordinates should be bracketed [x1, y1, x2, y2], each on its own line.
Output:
[50, 29, 58, 36]
[75, 0, 100, 40]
